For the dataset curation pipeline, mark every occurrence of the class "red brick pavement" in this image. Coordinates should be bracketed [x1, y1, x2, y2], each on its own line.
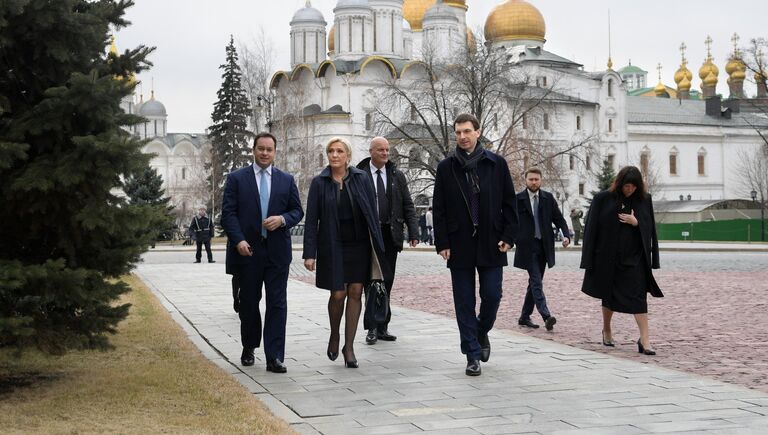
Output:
[299, 271, 768, 393]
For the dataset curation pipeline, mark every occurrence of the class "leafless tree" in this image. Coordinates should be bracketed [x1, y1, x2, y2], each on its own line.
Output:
[239, 27, 275, 133]
[739, 37, 768, 92]
[735, 145, 768, 208]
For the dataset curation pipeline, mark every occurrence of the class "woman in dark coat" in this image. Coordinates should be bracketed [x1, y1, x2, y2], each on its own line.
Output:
[303, 137, 391, 368]
[580, 166, 662, 355]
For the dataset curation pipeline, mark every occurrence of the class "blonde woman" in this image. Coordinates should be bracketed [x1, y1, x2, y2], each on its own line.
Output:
[302, 138, 391, 368]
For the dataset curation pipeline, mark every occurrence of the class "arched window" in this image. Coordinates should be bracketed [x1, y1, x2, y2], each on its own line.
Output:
[181, 167, 187, 180]
[697, 147, 707, 176]
[586, 155, 591, 170]
[640, 149, 650, 176]
[576, 115, 581, 130]
[569, 154, 575, 170]
[543, 113, 549, 130]
[365, 113, 373, 131]
[669, 147, 678, 176]
[608, 119, 613, 133]
[606, 154, 615, 169]
[607, 79, 614, 97]
[408, 148, 420, 169]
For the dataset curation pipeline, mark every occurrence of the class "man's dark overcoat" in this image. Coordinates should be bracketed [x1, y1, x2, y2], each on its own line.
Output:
[432, 149, 518, 268]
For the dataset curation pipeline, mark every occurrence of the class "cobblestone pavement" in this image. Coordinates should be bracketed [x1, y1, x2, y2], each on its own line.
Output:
[137, 261, 768, 434]
[293, 249, 768, 395]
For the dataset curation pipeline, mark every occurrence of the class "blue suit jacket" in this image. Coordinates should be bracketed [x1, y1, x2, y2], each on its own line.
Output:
[221, 164, 304, 267]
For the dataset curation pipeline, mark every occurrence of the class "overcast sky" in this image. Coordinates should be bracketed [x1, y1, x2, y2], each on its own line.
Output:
[115, 0, 767, 133]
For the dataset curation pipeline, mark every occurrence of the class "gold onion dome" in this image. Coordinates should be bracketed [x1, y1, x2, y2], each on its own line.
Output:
[674, 63, 693, 85]
[484, 0, 546, 43]
[328, 24, 335, 52]
[678, 75, 692, 91]
[445, 0, 467, 9]
[699, 59, 719, 81]
[654, 81, 667, 96]
[403, 0, 436, 31]
[726, 58, 746, 81]
[703, 70, 718, 87]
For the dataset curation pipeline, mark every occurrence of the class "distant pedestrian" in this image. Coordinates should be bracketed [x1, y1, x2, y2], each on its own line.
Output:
[190, 206, 215, 263]
[514, 168, 570, 331]
[433, 113, 518, 377]
[419, 213, 428, 243]
[570, 208, 583, 245]
[425, 206, 434, 245]
[580, 166, 662, 355]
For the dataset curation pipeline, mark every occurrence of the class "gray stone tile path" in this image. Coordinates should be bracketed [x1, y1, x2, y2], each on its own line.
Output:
[136, 263, 768, 434]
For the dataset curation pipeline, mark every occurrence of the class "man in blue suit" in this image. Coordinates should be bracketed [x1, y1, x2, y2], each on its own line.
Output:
[221, 132, 304, 373]
[433, 113, 518, 377]
[514, 168, 570, 331]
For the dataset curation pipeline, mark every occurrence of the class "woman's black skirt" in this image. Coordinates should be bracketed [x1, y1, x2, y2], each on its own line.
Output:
[602, 257, 649, 314]
[341, 239, 370, 285]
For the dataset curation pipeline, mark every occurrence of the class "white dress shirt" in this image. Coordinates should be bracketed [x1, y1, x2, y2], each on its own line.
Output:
[369, 162, 387, 195]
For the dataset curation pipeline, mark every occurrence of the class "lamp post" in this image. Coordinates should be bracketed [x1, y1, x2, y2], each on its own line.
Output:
[752, 190, 765, 242]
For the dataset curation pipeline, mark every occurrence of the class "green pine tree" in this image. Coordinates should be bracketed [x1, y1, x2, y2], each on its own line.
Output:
[124, 167, 176, 240]
[208, 35, 252, 212]
[589, 159, 617, 202]
[0, 0, 159, 354]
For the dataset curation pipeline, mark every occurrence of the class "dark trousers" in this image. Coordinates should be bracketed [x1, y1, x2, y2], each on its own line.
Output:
[196, 240, 213, 262]
[450, 266, 503, 361]
[521, 240, 551, 321]
[573, 228, 581, 245]
[365, 224, 398, 331]
[237, 254, 289, 361]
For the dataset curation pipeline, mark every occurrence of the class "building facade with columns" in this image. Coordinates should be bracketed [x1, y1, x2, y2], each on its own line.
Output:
[268, 0, 768, 212]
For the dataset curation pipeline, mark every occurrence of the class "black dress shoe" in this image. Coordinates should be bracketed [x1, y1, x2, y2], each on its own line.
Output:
[240, 348, 255, 366]
[637, 339, 656, 356]
[208, 260, 216, 263]
[478, 330, 491, 362]
[194, 260, 201, 263]
[377, 330, 397, 341]
[465, 359, 481, 376]
[365, 329, 378, 345]
[544, 316, 557, 331]
[518, 318, 540, 329]
[266, 358, 287, 373]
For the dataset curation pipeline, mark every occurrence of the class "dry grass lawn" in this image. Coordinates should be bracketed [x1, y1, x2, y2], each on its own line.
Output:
[0, 274, 295, 434]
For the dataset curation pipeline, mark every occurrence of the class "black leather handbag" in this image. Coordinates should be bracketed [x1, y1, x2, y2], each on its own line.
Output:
[364, 280, 389, 326]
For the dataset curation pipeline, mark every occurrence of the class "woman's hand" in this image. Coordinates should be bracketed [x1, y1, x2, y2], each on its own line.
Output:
[618, 209, 638, 226]
[304, 258, 316, 271]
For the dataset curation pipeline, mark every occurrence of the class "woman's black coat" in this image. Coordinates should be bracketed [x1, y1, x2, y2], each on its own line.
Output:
[302, 166, 392, 291]
[580, 190, 663, 299]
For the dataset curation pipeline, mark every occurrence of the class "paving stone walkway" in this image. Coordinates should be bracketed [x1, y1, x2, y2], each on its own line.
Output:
[136, 263, 768, 434]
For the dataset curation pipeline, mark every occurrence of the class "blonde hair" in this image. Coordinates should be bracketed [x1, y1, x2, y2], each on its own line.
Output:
[325, 137, 352, 162]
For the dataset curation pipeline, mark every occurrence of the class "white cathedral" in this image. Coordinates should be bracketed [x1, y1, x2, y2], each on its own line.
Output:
[267, 0, 768, 214]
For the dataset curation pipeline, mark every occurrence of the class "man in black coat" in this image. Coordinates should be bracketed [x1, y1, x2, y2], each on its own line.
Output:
[514, 168, 570, 331]
[190, 206, 215, 263]
[433, 114, 518, 376]
[357, 136, 420, 345]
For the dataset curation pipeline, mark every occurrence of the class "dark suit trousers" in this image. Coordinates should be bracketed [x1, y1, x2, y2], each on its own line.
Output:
[521, 240, 551, 320]
[196, 240, 212, 262]
[450, 266, 503, 361]
[237, 248, 289, 361]
[364, 224, 398, 331]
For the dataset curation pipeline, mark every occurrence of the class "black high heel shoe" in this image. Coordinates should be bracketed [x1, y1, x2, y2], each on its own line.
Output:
[637, 339, 656, 355]
[602, 331, 615, 347]
[341, 345, 358, 368]
[327, 336, 339, 361]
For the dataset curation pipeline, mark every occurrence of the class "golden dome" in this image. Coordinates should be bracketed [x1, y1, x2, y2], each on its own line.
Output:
[703, 70, 718, 87]
[698, 59, 719, 81]
[445, 0, 467, 9]
[678, 75, 691, 92]
[328, 24, 335, 52]
[726, 57, 746, 81]
[403, 0, 436, 32]
[654, 81, 667, 96]
[484, 0, 546, 44]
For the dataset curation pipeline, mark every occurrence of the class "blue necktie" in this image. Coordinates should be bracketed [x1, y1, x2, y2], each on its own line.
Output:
[260, 169, 269, 238]
[533, 193, 542, 239]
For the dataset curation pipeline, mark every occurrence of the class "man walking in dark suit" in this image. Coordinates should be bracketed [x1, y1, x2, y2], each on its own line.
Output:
[514, 168, 570, 331]
[221, 132, 304, 373]
[433, 114, 518, 376]
[357, 136, 420, 345]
